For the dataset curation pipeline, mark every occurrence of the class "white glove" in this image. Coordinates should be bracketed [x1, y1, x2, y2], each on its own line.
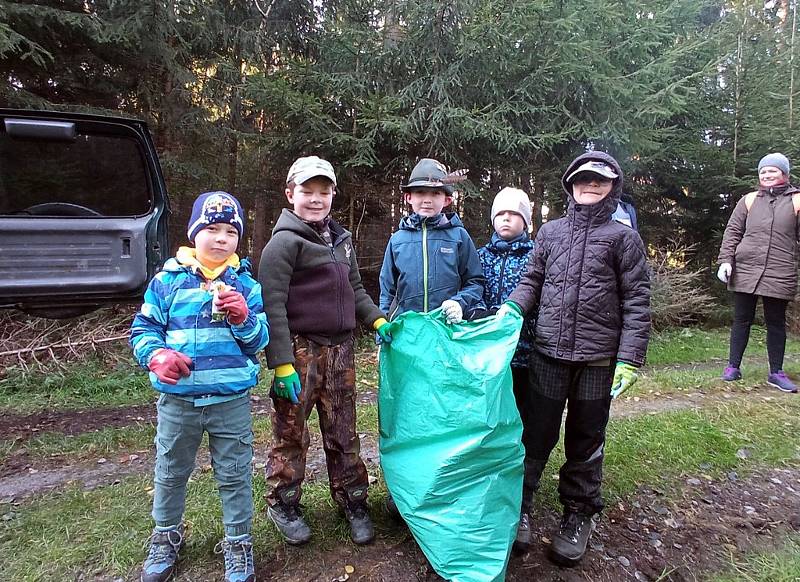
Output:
[441, 300, 463, 324]
[717, 263, 732, 284]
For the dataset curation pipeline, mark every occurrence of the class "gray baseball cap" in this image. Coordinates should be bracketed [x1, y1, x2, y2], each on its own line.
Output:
[287, 156, 337, 185]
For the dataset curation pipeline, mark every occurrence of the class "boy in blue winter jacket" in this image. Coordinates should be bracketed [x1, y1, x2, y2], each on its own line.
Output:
[379, 158, 484, 324]
[130, 191, 269, 582]
[476, 187, 536, 551]
[379, 158, 484, 515]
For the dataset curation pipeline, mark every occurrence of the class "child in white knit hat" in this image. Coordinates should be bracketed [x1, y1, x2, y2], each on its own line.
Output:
[476, 186, 536, 551]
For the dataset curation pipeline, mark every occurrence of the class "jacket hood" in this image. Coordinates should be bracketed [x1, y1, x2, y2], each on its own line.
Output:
[562, 151, 624, 218]
[758, 182, 800, 197]
[272, 208, 351, 242]
[398, 211, 464, 231]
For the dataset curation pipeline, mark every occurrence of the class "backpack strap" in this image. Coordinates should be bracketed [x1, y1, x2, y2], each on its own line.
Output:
[744, 191, 758, 211]
[744, 190, 800, 213]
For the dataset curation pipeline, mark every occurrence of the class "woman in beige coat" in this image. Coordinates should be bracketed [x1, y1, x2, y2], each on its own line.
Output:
[717, 152, 800, 392]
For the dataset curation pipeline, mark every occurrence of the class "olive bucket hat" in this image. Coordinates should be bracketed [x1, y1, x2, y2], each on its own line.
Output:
[401, 158, 468, 195]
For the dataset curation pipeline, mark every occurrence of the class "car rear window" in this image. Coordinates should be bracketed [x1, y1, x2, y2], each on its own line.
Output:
[0, 129, 152, 217]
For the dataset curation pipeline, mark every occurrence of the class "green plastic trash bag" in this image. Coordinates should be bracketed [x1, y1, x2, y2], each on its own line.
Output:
[379, 308, 525, 582]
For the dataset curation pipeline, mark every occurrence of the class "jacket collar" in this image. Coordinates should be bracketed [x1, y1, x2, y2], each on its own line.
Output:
[273, 208, 351, 245]
[486, 232, 533, 253]
[174, 246, 240, 280]
[758, 183, 800, 197]
[399, 211, 463, 231]
[164, 251, 250, 282]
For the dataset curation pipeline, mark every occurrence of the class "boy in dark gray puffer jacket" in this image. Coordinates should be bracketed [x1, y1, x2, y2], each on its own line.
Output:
[500, 151, 651, 566]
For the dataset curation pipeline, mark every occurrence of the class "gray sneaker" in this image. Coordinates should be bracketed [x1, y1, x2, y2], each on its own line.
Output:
[141, 524, 184, 582]
[214, 534, 255, 582]
[512, 511, 531, 553]
[344, 501, 375, 545]
[767, 371, 798, 393]
[548, 511, 595, 567]
[267, 503, 311, 545]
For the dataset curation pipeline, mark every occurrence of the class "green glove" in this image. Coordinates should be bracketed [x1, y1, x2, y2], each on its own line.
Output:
[376, 322, 392, 344]
[611, 361, 638, 399]
[497, 301, 522, 318]
[373, 317, 392, 344]
[274, 364, 301, 404]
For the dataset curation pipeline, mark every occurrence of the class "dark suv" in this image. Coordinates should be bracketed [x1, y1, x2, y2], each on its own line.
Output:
[0, 109, 169, 317]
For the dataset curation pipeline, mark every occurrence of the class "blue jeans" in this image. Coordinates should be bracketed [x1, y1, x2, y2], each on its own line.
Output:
[152, 393, 254, 536]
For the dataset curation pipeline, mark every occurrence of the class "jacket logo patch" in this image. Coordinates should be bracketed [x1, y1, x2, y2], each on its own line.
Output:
[344, 244, 352, 261]
[440, 247, 454, 254]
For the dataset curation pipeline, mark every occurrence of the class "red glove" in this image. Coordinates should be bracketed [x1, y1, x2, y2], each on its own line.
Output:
[215, 289, 249, 325]
[148, 349, 193, 385]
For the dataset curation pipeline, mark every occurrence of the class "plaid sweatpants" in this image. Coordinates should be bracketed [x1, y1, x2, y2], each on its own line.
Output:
[265, 334, 369, 509]
[523, 349, 613, 515]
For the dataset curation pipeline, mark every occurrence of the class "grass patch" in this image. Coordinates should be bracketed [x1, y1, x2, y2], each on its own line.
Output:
[0, 357, 152, 414]
[1, 417, 274, 465]
[535, 397, 800, 509]
[0, 470, 399, 582]
[646, 326, 800, 368]
[356, 345, 380, 392]
[11, 326, 797, 416]
[0, 438, 17, 466]
[0, 345, 372, 417]
[638, 366, 732, 395]
[630, 359, 799, 398]
[646, 327, 732, 366]
[709, 535, 800, 581]
[24, 423, 156, 460]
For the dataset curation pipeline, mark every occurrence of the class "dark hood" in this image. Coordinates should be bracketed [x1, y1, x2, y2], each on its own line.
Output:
[561, 151, 624, 218]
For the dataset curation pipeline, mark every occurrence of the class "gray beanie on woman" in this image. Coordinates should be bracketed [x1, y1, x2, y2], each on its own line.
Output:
[758, 152, 790, 176]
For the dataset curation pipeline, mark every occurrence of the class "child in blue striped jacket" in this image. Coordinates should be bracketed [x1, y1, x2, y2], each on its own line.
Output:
[130, 191, 269, 582]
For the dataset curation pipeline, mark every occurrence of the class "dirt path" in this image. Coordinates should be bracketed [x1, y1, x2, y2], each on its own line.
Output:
[0, 432, 381, 502]
[0, 381, 779, 445]
[162, 466, 799, 582]
[0, 386, 788, 501]
[269, 467, 800, 582]
[609, 383, 783, 418]
[1, 353, 790, 442]
[0, 403, 156, 440]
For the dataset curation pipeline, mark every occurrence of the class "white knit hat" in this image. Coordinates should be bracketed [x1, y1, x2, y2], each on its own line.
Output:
[491, 187, 532, 228]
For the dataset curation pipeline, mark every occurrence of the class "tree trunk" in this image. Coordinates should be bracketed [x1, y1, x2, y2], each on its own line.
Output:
[790, 0, 797, 128]
[252, 189, 269, 273]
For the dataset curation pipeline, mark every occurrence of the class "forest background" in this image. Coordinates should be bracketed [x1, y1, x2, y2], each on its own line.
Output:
[3, 0, 799, 308]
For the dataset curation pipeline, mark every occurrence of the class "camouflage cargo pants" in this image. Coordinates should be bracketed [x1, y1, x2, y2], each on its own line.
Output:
[265, 334, 369, 509]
